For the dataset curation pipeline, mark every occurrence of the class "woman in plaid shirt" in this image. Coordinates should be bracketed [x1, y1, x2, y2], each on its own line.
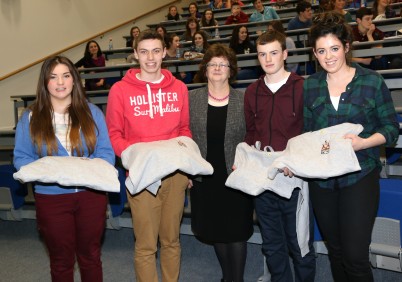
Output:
[303, 12, 399, 282]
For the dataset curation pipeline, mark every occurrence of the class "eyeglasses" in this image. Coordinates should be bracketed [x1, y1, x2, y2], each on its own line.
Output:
[206, 62, 230, 68]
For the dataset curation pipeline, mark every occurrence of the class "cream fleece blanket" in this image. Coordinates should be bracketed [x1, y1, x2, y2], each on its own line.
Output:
[225, 142, 304, 198]
[121, 136, 213, 195]
[13, 156, 120, 192]
[268, 123, 363, 179]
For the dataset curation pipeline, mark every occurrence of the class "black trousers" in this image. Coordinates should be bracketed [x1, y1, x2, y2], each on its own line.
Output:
[310, 169, 380, 282]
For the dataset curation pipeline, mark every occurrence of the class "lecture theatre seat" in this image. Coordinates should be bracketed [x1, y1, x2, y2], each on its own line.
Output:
[0, 164, 27, 220]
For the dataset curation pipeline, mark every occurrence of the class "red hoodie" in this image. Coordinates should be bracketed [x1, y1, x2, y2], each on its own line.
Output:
[106, 68, 192, 157]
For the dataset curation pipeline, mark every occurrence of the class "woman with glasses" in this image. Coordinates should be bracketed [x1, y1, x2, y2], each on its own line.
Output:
[188, 44, 254, 282]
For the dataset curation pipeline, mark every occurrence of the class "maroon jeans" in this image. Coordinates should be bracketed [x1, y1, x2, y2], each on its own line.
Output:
[35, 190, 107, 282]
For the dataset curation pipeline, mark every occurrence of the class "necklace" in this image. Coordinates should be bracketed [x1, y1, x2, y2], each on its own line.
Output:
[208, 92, 229, 102]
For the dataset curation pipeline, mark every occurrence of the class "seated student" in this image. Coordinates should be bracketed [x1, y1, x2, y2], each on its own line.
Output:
[126, 26, 140, 48]
[182, 17, 201, 41]
[267, 20, 298, 73]
[212, 0, 228, 10]
[316, 0, 332, 14]
[126, 40, 137, 64]
[351, 7, 389, 70]
[166, 5, 182, 21]
[249, 0, 280, 22]
[229, 25, 260, 80]
[75, 40, 108, 91]
[185, 31, 210, 56]
[155, 25, 167, 39]
[225, 3, 249, 24]
[164, 34, 193, 84]
[287, 1, 313, 34]
[199, 8, 219, 38]
[188, 2, 202, 19]
[373, 0, 396, 20]
[331, 0, 353, 22]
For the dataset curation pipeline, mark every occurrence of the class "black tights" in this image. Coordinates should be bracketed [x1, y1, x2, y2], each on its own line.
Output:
[213, 241, 247, 282]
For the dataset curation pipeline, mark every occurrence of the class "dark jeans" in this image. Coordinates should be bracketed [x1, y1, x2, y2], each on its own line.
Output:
[309, 169, 380, 282]
[255, 189, 316, 282]
[35, 191, 107, 282]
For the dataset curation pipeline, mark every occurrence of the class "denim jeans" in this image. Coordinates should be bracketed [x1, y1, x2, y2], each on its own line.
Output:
[255, 189, 316, 282]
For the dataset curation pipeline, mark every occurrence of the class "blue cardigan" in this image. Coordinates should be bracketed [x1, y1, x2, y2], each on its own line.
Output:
[14, 103, 115, 195]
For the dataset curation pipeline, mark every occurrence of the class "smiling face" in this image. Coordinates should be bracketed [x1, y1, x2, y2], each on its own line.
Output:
[313, 34, 349, 75]
[132, 28, 140, 38]
[47, 64, 73, 109]
[238, 27, 248, 43]
[257, 40, 287, 75]
[206, 56, 231, 83]
[88, 42, 99, 57]
[194, 33, 204, 47]
[134, 39, 166, 81]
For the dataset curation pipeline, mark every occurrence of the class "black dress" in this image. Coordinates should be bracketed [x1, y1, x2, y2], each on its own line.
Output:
[190, 104, 254, 243]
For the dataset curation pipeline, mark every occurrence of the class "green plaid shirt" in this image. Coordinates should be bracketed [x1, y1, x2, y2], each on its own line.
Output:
[303, 63, 399, 189]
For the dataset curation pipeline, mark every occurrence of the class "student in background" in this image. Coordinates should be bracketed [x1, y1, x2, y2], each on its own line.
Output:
[182, 17, 201, 41]
[75, 40, 107, 91]
[305, 11, 399, 281]
[189, 43, 254, 282]
[155, 25, 167, 39]
[126, 26, 141, 48]
[199, 8, 219, 38]
[166, 5, 182, 21]
[106, 31, 191, 282]
[14, 55, 115, 282]
[287, 1, 313, 36]
[331, 0, 353, 22]
[373, 0, 396, 19]
[244, 30, 316, 282]
[229, 25, 259, 80]
[249, 0, 280, 22]
[351, 7, 388, 70]
[212, 0, 228, 10]
[188, 2, 202, 19]
[225, 3, 249, 24]
[164, 33, 193, 84]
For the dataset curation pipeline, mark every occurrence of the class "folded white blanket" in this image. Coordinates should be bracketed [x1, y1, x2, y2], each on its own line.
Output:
[225, 142, 304, 198]
[13, 156, 120, 192]
[268, 123, 363, 179]
[121, 136, 213, 195]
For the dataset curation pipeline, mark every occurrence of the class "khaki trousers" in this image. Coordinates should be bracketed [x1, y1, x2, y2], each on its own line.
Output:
[127, 172, 188, 282]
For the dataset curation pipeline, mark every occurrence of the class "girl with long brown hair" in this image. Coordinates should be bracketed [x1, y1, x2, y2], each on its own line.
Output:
[14, 55, 115, 282]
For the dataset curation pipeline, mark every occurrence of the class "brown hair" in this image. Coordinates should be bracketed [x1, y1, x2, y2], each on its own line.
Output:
[256, 30, 287, 51]
[29, 56, 97, 157]
[197, 43, 238, 82]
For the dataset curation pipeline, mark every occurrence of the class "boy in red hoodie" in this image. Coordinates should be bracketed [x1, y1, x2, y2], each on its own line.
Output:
[106, 31, 191, 282]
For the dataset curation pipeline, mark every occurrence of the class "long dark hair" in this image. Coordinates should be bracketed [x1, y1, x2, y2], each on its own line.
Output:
[229, 25, 251, 49]
[30, 56, 98, 157]
[200, 9, 216, 27]
[83, 40, 102, 61]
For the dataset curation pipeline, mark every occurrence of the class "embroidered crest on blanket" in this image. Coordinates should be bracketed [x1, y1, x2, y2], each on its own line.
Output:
[268, 123, 363, 179]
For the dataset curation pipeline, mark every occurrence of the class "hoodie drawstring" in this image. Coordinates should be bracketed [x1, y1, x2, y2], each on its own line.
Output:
[146, 84, 164, 119]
